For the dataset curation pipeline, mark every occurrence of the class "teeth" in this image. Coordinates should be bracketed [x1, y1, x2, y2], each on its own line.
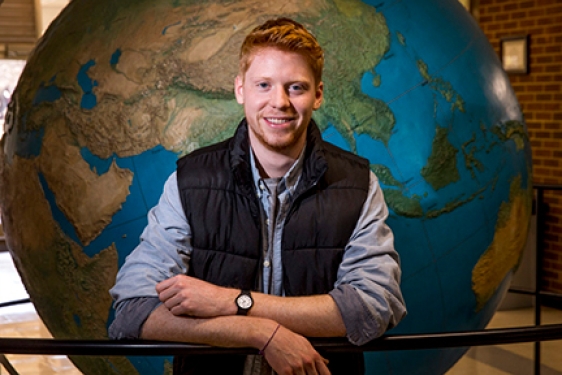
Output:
[267, 118, 290, 124]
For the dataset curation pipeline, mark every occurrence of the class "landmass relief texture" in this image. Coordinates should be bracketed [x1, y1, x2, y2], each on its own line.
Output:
[0, 154, 137, 375]
[421, 126, 461, 191]
[0, 0, 533, 374]
[472, 176, 532, 311]
[39, 121, 133, 245]
[0, 0, 394, 373]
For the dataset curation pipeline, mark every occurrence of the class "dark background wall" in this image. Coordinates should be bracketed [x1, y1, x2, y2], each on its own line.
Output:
[476, 0, 562, 294]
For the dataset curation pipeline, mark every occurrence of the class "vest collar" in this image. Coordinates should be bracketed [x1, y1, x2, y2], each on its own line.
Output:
[229, 118, 328, 196]
[229, 119, 254, 200]
[294, 119, 329, 198]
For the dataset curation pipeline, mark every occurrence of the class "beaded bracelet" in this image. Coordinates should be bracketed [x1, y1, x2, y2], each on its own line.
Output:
[259, 323, 281, 355]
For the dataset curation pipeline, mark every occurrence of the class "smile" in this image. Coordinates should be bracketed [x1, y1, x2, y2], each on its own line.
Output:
[265, 117, 294, 125]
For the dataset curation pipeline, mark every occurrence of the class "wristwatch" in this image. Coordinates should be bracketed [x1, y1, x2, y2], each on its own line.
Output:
[235, 290, 254, 315]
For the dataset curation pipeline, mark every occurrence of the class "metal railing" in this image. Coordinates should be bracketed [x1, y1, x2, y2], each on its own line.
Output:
[0, 299, 30, 309]
[1, 324, 562, 357]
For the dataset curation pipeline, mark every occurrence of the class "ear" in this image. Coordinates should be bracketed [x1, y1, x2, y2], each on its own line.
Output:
[234, 75, 244, 105]
[313, 81, 324, 111]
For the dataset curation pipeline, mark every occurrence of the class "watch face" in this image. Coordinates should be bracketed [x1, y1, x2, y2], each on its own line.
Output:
[237, 294, 253, 309]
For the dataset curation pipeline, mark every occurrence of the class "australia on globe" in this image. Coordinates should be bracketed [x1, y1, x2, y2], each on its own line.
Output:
[0, 0, 532, 374]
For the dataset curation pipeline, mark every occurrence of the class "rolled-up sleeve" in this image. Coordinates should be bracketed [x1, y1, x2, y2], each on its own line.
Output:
[329, 171, 407, 345]
[109, 172, 192, 338]
[108, 297, 161, 339]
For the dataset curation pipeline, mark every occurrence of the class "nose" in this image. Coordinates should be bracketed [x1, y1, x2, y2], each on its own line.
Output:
[270, 86, 290, 109]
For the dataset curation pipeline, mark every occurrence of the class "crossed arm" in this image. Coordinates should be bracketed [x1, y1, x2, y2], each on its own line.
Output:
[141, 274, 345, 374]
[110, 172, 406, 374]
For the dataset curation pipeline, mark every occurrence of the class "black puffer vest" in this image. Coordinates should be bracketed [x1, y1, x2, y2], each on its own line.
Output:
[174, 119, 369, 375]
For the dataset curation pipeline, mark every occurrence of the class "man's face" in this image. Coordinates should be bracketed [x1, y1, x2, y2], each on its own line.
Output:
[234, 47, 323, 157]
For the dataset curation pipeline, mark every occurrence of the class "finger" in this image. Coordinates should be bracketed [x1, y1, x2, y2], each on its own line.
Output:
[164, 295, 191, 316]
[157, 286, 178, 302]
[304, 364, 318, 375]
[169, 302, 188, 316]
[155, 277, 176, 293]
[161, 290, 187, 308]
[316, 358, 331, 375]
[302, 355, 319, 375]
[161, 293, 179, 308]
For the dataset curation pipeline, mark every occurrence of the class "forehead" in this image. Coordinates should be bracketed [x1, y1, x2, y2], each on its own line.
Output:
[243, 47, 315, 80]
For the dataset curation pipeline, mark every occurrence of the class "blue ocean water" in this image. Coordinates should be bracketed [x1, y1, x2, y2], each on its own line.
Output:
[15, 127, 44, 158]
[13, 80, 61, 157]
[77, 60, 98, 109]
[32, 80, 62, 106]
[162, 21, 181, 35]
[110, 49, 121, 66]
[357, 1, 530, 374]
[40, 145, 178, 265]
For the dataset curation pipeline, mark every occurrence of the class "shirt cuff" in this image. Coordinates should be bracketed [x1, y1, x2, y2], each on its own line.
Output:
[329, 284, 380, 346]
[108, 297, 162, 340]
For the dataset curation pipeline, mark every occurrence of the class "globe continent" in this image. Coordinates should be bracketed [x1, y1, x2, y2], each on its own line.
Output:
[0, 0, 532, 374]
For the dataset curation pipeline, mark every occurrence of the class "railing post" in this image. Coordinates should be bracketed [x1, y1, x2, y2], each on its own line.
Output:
[530, 185, 562, 374]
[0, 354, 20, 375]
[535, 187, 544, 375]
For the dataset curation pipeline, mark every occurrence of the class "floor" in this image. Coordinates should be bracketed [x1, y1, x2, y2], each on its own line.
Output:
[448, 307, 562, 375]
[1, 250, 562, 375]
[0, 251, 80, 375]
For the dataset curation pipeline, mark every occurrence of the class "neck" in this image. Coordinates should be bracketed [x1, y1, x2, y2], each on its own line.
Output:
[250, 137, 304, 179]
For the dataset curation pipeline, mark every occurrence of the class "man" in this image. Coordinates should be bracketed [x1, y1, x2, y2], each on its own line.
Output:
[109, 18, 406, 375]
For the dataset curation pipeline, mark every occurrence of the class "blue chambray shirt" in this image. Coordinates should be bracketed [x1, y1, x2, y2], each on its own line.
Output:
[250, 146, 305, 296]
[110, 148, 406, 347]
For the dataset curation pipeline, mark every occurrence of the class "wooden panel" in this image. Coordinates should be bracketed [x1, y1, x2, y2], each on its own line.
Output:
[0, 0, 38, 44]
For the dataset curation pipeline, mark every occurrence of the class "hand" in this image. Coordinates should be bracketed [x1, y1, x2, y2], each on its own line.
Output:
[263, 325, 331, 375]
[156, 275, 237, 317]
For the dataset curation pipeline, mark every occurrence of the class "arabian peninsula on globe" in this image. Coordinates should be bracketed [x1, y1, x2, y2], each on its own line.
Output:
[0, 0, 532, 374]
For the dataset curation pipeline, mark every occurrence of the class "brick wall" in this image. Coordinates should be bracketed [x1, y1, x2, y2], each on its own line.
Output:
[477, 0, 562, 293]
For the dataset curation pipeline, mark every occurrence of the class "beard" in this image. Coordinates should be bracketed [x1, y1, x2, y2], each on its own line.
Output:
[249, 118, 309, 154]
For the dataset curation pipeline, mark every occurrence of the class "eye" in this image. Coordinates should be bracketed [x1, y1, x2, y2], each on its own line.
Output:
[289, 84, 304, 92]
[257, 82, 270, 89]
[288, 83, 309, 95]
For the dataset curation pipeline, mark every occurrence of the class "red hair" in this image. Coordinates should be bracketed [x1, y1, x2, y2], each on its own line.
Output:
[239, 18, 324, 84]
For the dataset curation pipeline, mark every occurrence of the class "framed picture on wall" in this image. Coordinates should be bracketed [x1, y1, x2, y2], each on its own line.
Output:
[500, 35, 529, 74]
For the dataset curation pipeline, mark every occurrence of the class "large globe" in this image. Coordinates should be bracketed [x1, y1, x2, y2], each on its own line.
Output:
[0, 0, 532, 374]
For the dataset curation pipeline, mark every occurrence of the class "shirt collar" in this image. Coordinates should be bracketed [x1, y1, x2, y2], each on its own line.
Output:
[250, 144, 306, 197]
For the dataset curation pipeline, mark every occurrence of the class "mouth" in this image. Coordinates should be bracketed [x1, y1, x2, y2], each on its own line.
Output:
[264, 117, 295, 126]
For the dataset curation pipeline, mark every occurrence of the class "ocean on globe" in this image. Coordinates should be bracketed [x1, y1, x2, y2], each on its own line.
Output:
[0, 0, 532, 374]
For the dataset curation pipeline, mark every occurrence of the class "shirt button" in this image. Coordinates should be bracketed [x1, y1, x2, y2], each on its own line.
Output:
[264, 260, 271, 268]
[265, 219, 270, 226]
